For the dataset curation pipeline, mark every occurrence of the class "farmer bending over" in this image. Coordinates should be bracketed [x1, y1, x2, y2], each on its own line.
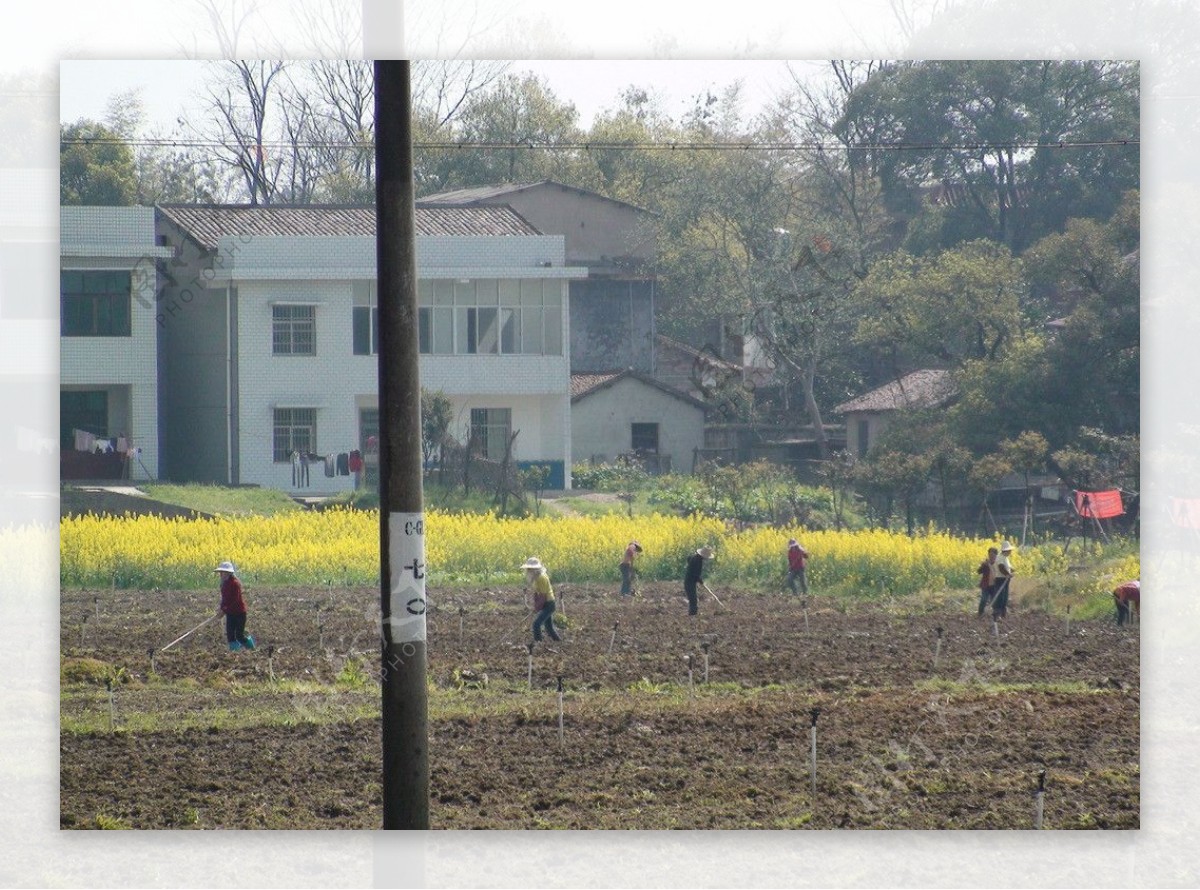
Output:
[1113, 579, 1140, 625]
[214, 560, 255, 652]
[523, 557, 561, 644]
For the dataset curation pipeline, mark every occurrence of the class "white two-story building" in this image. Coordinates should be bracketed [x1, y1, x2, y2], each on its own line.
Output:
[155, 204, 585, 493]
[60, 206, 171, 481]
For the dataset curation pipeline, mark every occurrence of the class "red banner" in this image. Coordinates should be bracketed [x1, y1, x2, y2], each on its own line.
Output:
[1074, 489, 1124, 519]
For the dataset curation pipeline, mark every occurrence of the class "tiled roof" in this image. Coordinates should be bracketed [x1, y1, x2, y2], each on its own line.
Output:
[421, 179, 653, 215]
[156, 203, 541, 249]
[833, 369, 956, 414]
[570, 372, 623, 399]
[570, 370, 708, 409]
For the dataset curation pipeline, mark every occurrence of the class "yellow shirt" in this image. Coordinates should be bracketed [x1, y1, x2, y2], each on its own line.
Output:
[532, 572, 554, 601]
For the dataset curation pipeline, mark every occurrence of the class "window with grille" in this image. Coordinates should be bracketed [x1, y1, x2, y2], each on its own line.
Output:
[274, 408, 316, 462]
[272, 304, 316, 355]
[469, 408, 512, 461]
[60, 271, 132, 336]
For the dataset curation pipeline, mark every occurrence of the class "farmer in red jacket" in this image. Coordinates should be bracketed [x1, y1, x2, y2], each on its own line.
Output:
[1113, 579, 1140, 626]
[215, 560, 256, 651]
[785, 539, 809, 595]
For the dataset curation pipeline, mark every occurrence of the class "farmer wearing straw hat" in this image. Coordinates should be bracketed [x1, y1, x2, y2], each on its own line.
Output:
[684, 546, 714, 616]
[990, 542, 1016, 620]
[214, 560, 255, 652]
[785, 539, 809, 595]
[522, 557, 561, 643]
[620, 540, 643, 597]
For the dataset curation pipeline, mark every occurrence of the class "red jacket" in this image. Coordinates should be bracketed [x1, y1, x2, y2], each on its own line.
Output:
[220, 575, 247, 615]
[788, 546, 807, 572]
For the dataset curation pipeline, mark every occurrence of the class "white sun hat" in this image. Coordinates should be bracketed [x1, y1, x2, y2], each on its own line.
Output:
[214, 560, 238, 575]
[520, 557, 544, 570]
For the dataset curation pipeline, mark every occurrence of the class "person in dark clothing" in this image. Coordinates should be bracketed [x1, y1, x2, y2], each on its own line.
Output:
[214, 560, 255, 652]
[684, 546, 714, 616]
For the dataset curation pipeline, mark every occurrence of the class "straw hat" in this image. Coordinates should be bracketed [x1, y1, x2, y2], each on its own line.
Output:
[214, 560, 238, 575]
[1000, 541, 1014, 553]
[520, 557, 544, 571]
[697, 547, 714, 559]
[787, 539, 799, 548]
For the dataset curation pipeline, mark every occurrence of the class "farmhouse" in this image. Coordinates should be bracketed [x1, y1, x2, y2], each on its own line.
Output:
[570, 370, 707, 474]
[154, 203, 586, 492]
[834, 369, 957, 459]
[60, 206, 172, 481]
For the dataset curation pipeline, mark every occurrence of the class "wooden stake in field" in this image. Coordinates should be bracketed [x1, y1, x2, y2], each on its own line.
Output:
[267, 645, 276, 681]
[802, 598, 809, 633]
[106, 678, 115, 732]
[809, 708, 821, 798]
[94, 596, 99, 621]
[557, 676, 565, 748]
[934, 626, 943, 669]
[1065, 604, 1071, 637]
[316, 606, 324, 650]
[80, 613, 88, 648]
[701, 641, 710, 684]
[1034, 769, 1046, 829]
[686, 654, 694, 694]
[527, 641, 535, 689]
[607, 620, 619, 655]
[147, 648, 155, 675]
[458, 605, 465, 645]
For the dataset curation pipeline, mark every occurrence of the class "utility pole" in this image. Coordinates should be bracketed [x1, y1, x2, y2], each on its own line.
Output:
[375, 60, 429, 830]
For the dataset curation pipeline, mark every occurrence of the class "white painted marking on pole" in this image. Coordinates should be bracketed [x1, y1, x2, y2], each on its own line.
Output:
[387, 512, 427, 642]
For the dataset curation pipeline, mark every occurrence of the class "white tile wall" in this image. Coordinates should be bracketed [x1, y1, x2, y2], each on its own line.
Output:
[60, 206, 166, 480]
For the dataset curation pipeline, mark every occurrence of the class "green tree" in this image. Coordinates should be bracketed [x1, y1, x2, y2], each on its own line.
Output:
[420, 388, 454, 480]
[425, 72, 586, 189]
[855, 446, 934, 535]
[852, 239, 1025, 369]
[838, 60, 1138, 253]
[60, 120, 137, 205]
[999, 430, 1049, 543]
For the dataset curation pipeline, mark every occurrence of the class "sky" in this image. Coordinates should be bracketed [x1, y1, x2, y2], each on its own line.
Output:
[3, 0, 1200, 887]
[58, 58, 821, 132]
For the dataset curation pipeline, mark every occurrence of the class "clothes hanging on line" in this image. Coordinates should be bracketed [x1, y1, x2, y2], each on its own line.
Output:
[336, 452, 350, 476]
[325, 454, 336, 477]
[348, 450, 363, 473]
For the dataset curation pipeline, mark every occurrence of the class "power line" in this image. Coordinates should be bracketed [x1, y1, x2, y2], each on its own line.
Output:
[59, 135, 1140, 153]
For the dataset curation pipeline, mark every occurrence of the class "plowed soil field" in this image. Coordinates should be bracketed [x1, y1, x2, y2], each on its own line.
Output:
[60, 581, 1139, 829]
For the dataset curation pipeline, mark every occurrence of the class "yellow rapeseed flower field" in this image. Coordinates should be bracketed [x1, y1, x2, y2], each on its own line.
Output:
[59, 509, 1137, 596]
